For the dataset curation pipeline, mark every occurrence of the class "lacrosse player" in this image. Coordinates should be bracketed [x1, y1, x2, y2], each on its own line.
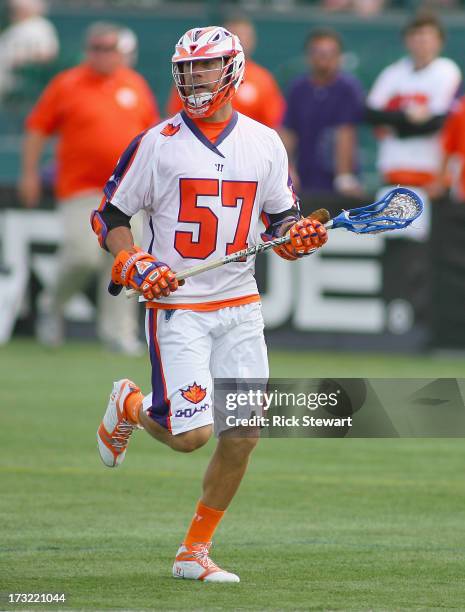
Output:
[91, 26, 328, 583]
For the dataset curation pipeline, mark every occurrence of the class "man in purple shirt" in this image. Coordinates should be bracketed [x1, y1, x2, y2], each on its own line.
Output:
[281, 29, 365, 197]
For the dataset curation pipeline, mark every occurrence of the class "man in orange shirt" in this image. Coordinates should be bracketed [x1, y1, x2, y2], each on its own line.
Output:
[20, 21, 159, 352]
[165, 16, 285, 128]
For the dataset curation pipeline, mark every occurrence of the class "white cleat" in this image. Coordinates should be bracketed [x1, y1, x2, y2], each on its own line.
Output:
[172, 542, 240, 583]
[97, 379, 142, 468]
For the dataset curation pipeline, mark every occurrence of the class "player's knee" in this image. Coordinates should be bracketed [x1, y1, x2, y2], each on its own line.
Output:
[219, 434, 259, 463]
[170, 426, 212, 453]
[233, 435, 259, 456]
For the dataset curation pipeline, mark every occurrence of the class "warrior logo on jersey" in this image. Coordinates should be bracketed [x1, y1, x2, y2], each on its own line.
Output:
[181, 382, 207, 404]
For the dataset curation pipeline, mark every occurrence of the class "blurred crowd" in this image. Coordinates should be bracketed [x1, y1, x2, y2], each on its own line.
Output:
[15, 0, 465, 18]
[0, 0, 58, 100]
[3, 5, 463, 201]
[2, 0, 464, 350]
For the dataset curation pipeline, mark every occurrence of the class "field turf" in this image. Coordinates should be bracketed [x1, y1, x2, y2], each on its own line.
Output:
[2, 339, 465, 611]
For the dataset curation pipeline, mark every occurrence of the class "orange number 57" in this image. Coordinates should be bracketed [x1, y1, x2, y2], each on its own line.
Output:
[174, 178, 258, 260]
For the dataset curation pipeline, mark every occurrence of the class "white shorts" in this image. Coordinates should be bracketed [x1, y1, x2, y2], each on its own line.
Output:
[142, 302, 268, 435]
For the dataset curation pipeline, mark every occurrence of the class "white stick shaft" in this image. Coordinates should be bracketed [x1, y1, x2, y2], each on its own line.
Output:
[175, 257, 231, 281]
[125, 234, 293, 299]
[125, 221, 334, 299]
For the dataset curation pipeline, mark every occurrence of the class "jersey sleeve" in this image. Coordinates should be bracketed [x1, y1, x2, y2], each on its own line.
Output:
[104, 129, 155, 216]
[262, 132, 298, 215]
[366, 65, 396, 110]
[429, 61, 462, 115]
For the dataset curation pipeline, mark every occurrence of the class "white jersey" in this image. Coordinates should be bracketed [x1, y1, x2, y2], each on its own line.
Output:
[367, 57, 461, 175]
[107, 111, 295, 308]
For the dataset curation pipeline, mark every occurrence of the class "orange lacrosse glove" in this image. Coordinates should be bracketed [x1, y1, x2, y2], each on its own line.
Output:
[274, 215, 328, 261]
[111, 246, 182, 300]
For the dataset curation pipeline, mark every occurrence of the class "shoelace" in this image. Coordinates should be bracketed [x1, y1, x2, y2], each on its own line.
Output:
[192, 544, 219, 571]
[112, 419, 136, 450]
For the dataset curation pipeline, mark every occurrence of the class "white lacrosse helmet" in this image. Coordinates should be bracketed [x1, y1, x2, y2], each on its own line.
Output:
[172, 26, 245, 118]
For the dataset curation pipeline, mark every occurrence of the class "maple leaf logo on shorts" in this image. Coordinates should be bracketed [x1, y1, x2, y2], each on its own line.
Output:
[181, 383, 207, 404]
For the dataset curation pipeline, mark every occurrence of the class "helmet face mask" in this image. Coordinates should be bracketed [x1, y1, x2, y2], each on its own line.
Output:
[172, 26, 245, 118]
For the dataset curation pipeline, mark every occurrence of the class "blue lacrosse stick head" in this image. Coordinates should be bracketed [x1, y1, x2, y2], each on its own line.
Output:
[330, 187, 424, 234]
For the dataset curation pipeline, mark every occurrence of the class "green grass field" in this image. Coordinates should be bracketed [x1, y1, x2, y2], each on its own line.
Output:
[2, 340, 465, 611]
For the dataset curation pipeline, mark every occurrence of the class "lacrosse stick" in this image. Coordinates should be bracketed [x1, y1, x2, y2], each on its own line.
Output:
[110, 186, 423, 299]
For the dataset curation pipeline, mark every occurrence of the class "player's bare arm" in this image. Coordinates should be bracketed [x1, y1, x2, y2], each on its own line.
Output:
[19, 130, 47, 208]
[105, 226, 134, 255]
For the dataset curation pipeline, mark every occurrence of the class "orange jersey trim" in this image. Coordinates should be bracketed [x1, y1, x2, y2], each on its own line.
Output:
[191, 115, 232, 144]
[145, 293, 260, 312]
[384, 170, 436, 187]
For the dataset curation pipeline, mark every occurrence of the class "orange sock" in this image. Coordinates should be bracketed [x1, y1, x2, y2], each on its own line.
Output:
[184, 501, 225, 546]
[124, 391, 143, 425]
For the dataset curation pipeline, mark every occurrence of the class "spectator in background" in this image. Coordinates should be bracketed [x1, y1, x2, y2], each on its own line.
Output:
[0, 0, 59, 100]
[366, 12, 461, 194]
[280, 29, 364, 197]
[166, 15, 285, 128]
[19, 22, 160, 354]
